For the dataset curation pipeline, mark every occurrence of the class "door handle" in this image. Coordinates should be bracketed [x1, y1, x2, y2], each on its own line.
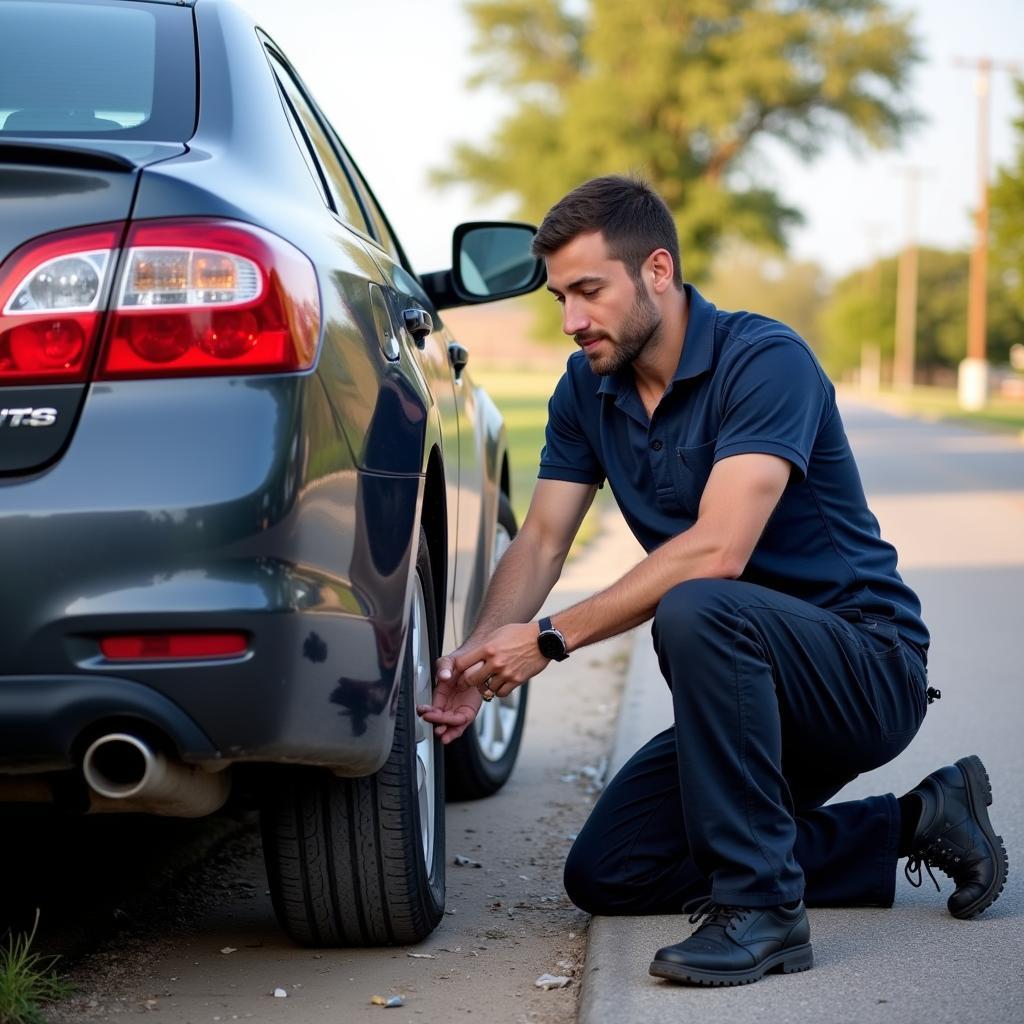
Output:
[402, 307, 433, 346]
[448, 342, 469, 379]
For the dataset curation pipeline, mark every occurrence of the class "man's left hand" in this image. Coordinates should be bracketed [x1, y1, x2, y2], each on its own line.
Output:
[452, 622, 551, 697]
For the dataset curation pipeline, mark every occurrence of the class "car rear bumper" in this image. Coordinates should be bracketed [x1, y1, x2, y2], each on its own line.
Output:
[0, 376, 424, 778]
[0, 597, 410, 778]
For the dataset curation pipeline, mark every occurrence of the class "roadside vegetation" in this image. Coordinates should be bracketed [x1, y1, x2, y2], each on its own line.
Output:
[0, 914, 71, 1024]
[870, 385, 1024, 435]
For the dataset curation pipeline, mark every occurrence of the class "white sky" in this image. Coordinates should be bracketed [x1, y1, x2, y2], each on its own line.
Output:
[235, 0, 1023, 281]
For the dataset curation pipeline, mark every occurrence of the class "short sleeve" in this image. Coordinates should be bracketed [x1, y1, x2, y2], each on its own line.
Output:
[714, 336, 831, 482]
[538, 368, 605, 485]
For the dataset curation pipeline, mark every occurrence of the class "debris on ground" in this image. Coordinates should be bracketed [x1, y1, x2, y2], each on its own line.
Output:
[579, 757, 609, 791]
[534, 973, 571, 990]
[272, 987, 288, 998]
[453, 855, 483, 868]
[407, 952, 436, 959]
[220, 947, 237, 955]
[370, 995, 405, 1007]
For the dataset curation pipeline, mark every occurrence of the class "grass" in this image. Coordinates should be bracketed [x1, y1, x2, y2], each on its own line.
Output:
[0, 913, 72, 1024]
[470, 363, 609, 553]
[871, 385, 1024, 435]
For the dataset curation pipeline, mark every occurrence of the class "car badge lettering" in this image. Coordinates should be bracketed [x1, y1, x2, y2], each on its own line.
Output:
[0, 407, 58, 428]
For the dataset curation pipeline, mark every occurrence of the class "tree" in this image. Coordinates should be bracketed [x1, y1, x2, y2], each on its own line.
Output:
[704, 244, 829, 347]
[818, 248, 1023, 379]
[990, 79, 1024, 320]
[435, 0, 921, 285]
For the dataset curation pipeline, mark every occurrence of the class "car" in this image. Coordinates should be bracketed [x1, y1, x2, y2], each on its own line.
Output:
[0, 0, 545, 947]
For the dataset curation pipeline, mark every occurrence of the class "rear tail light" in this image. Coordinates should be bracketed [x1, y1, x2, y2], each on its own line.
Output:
[100, 221, 320, 379]
[100, 632, 250, 661]
[0, 225, 122, 385]
[0, 220, 321, 386]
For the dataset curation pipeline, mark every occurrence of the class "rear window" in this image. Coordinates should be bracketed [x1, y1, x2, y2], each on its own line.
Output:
[0, 0, 196, 140]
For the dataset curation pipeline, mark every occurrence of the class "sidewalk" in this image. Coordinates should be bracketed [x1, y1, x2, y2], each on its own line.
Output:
[577, 398, 1024, 1024]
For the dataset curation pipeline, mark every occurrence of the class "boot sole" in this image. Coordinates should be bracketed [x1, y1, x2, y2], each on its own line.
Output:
[648, 943, 813, 986]
[953, 754, 1008, 919]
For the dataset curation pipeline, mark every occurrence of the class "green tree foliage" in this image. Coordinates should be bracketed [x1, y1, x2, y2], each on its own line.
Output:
[436, 0, 920, 287]
[990, 79, 1024, 318]
[818, 248, 1023, 378]
[704, 244, 829, 347]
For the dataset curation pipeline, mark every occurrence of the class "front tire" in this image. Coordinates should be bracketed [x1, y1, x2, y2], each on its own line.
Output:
[260, 530, 444, 946]
[445, 492, 530, 800]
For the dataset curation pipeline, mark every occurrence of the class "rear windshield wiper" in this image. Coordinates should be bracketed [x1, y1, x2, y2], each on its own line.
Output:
[0, 140, 135, 172]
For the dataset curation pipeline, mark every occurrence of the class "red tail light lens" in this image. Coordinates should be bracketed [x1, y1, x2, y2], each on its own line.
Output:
[99, 220, 321, 379]
[0, 224, 122, 385]
[100, 632, 250, 661]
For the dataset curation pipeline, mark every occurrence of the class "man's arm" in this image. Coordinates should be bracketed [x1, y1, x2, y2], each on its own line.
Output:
[449, 452, 791, 697]
[552, 452, 789, 650]
[417, 478, 596, 742]
[458, 478, 598, 645]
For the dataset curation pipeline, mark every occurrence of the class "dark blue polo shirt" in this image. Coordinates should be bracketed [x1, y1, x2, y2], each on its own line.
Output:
[539, 285, 929, 657]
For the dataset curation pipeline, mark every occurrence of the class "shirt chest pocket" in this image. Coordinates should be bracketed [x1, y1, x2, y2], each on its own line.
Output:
[671, 440, 717, 517]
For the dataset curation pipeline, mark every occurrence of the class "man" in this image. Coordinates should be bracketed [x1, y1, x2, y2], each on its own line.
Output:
[417, 176, 1007, 986]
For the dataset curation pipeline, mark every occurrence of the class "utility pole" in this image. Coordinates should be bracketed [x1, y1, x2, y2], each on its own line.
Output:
[954, 56, 1021, 410]
[893, 168, 924, 392]
[859, 223, 885, 393]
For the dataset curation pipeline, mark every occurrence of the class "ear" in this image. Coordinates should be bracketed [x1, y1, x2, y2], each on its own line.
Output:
[645, 249, 676, 294]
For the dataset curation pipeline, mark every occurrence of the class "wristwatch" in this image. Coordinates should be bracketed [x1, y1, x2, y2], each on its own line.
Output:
[537, 616, 569, 662]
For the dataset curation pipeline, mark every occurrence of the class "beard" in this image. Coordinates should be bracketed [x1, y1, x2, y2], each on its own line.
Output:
[578, 283, 661, 376]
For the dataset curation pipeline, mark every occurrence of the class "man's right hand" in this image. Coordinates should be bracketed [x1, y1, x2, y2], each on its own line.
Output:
[416, 665, 484, 745]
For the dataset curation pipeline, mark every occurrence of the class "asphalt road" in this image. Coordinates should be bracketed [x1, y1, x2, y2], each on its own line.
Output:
[580, 395, 1024, 1024]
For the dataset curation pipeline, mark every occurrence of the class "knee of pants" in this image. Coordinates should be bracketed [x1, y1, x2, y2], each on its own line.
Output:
[563, 836, 609, 915]
[653, 578, 736, 659]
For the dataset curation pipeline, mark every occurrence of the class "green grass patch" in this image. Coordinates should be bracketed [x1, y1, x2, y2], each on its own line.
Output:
[0, 913, 72, 1024]
[877, 385, 1024, 435]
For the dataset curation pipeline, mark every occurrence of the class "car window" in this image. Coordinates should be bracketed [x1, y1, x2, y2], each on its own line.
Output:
[0, 0, 195, 140]
[266, 51, 370, 237]
[271, 71, 332, 209]
[336, 146, 405, 266]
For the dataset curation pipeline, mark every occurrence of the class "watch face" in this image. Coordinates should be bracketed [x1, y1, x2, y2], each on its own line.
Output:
[538, 630, 565, 660]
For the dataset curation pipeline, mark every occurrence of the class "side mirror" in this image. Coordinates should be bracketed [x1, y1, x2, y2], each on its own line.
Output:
[420, 222, 546, 310]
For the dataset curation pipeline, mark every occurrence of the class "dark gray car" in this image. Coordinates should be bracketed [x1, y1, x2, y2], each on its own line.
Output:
[0, 0, 544, 946]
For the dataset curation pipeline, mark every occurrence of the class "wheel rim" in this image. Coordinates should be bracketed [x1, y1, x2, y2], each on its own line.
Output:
[411, 576, 437, 869]
[473, 518, 521, 763]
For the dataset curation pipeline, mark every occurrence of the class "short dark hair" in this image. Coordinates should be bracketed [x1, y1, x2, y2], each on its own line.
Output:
[532, 175, 683, 288]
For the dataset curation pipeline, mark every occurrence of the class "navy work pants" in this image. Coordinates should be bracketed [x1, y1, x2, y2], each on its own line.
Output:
[564, 578, 930, 912]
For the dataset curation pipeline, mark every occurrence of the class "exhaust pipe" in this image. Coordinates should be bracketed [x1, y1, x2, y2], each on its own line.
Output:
[82, 733, 230, 817]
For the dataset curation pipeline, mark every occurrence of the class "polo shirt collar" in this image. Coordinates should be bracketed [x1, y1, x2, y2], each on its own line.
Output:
[597, 284, 716, 398]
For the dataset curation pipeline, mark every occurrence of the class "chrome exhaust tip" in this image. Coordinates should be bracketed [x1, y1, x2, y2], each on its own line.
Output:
[82, 732, 230, 817]
[82, 733, 159, 799]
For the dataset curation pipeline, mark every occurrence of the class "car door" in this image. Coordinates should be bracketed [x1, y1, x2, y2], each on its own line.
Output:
[322, 124, 478, 657]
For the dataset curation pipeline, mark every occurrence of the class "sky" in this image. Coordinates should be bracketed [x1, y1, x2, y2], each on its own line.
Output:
[234, 0, 1023, 282]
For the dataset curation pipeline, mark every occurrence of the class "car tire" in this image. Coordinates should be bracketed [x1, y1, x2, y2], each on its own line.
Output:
[445, 491, 530, 801]
[260, 529, 445, 946]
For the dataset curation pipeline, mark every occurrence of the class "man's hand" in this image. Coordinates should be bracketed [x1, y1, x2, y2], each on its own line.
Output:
[416, 671, 483, 745]
[449, 622, 551, 698]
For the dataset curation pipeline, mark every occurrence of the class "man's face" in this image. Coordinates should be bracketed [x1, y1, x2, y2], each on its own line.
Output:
[544, 231, 661, 376]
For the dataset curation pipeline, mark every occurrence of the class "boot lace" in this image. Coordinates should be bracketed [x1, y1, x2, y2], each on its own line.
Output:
[905, 838, 963, 893]
[682, 897, 751, 929]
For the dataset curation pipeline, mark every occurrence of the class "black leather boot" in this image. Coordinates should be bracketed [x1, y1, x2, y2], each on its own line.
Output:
[649, 899, 812, 986]
[905, 754, 1008, 919]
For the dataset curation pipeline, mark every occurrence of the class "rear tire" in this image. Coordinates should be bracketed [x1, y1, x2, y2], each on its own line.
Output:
[260, 530, 444, 946]
[445, 492, 530, 800]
